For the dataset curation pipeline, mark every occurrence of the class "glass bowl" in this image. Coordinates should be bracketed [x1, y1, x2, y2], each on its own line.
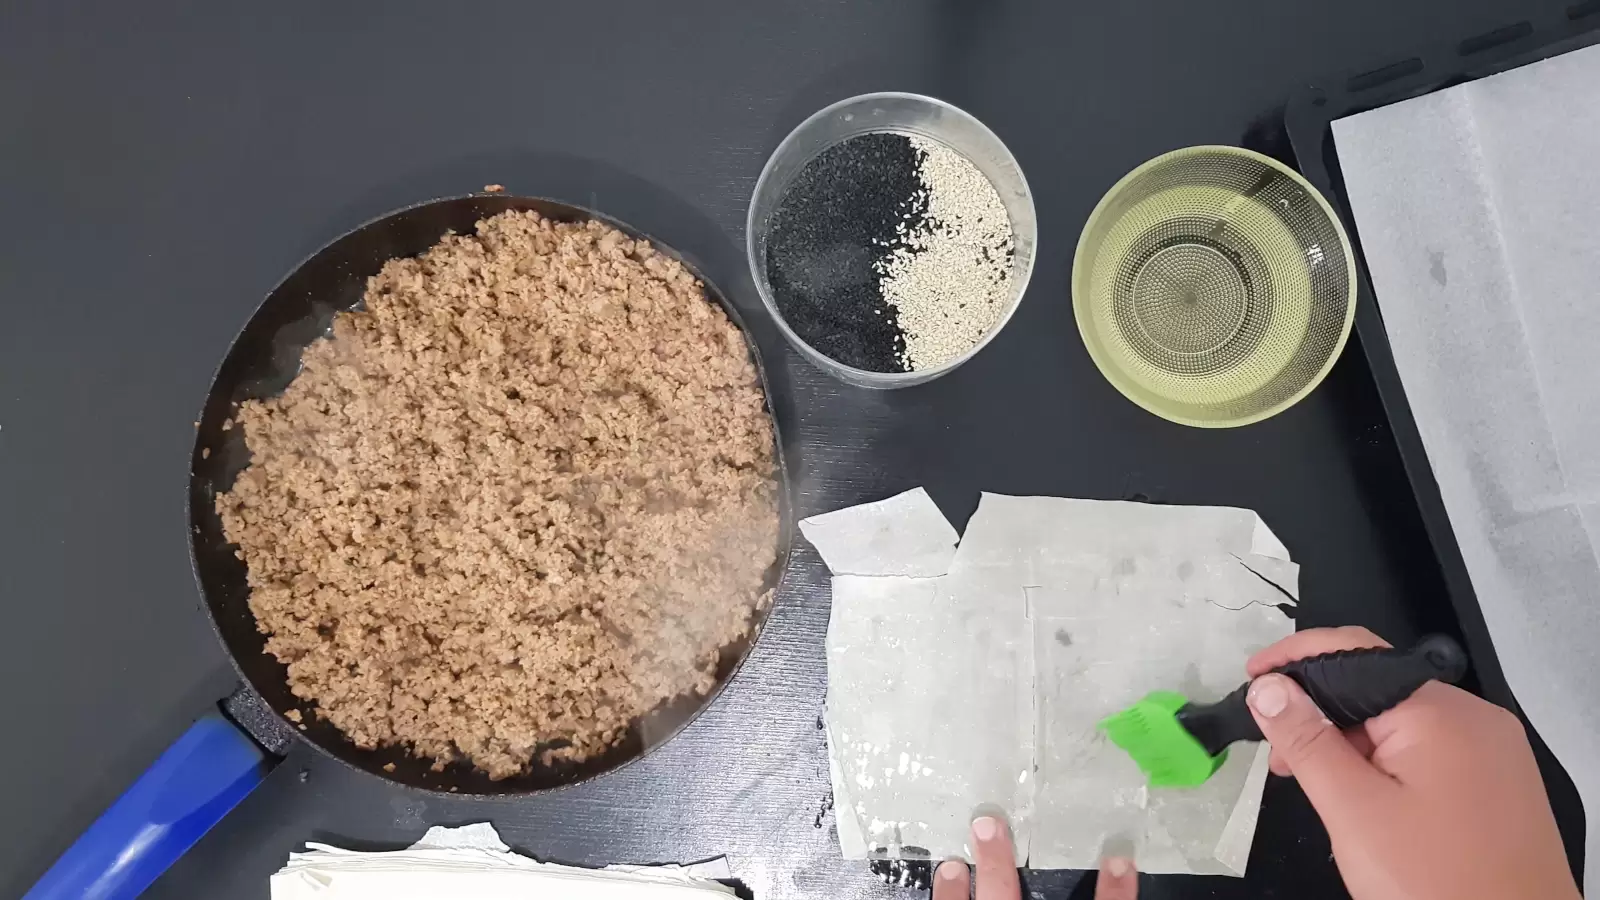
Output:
[747, 92, 1037, 388]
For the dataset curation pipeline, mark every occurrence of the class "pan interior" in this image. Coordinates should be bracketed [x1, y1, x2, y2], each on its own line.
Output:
[188, 195, 791, 794]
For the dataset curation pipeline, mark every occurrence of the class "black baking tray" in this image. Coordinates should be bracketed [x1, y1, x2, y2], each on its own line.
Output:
[1282, 3, 1600, 878]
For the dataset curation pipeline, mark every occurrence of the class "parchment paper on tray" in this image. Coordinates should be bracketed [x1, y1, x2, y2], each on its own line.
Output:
[809, 491, 1295, 875]
[1332, 42, 1600, 894]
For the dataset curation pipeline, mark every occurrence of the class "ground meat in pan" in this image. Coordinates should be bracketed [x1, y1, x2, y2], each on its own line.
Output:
[216, 209, 780, 779]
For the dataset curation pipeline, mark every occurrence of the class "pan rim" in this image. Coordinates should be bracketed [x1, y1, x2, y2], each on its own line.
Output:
[185, 192, 795, 796]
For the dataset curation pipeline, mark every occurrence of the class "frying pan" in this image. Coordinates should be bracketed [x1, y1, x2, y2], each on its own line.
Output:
[27, 195, 792, 899]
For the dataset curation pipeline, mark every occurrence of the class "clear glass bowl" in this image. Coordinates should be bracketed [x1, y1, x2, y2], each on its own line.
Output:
[747, 92, 1038, 388]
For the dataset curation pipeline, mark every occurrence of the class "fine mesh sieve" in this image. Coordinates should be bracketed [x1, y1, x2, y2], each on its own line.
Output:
[1072, 146, 1356, 427]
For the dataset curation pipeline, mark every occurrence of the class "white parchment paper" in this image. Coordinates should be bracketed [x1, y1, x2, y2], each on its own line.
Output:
[826, 574, 1033, 863]
[801, 487, 960, 577]
[270, 824, 733, 899]
[1334, 43, 1600, 895]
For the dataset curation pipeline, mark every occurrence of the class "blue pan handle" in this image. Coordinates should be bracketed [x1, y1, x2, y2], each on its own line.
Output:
[26, 712, 269, 900]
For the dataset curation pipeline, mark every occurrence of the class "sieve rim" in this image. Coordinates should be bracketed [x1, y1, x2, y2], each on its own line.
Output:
[1070, 145, 1357, 428]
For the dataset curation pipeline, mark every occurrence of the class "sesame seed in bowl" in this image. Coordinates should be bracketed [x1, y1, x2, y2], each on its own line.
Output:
[747, 93, 1037, 389]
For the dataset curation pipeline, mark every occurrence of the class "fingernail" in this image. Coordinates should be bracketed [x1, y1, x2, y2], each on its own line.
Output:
[971, 815, 1000, 841]
[1249, 675, 1290, 718]
[1106, 857, 1131, 878]
[936, 860, 965, 881]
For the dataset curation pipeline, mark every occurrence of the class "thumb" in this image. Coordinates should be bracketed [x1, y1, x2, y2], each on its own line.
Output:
[1247, 674, 1395, 829]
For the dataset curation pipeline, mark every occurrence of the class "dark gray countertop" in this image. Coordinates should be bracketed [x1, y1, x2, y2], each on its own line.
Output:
[0, 1, 1582, 898]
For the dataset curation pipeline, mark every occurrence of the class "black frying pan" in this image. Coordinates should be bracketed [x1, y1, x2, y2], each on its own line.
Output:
[26, 195, 792, 900]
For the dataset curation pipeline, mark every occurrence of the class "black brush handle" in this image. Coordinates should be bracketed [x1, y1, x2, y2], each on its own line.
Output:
[1176, 634, 1469, 757]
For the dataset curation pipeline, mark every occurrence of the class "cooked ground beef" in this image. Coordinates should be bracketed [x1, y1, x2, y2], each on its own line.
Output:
[217, 209, 779, 779]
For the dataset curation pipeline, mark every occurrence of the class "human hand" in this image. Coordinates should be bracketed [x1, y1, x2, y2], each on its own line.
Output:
[931, 817, 1137, 900]
[1246, 626, 1578, 900]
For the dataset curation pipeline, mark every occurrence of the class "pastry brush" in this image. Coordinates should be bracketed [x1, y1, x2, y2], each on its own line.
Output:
[1100, 635, 1469, 787]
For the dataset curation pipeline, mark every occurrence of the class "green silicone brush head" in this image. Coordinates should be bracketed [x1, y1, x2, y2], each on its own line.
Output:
[1100, 691, 1228, 788]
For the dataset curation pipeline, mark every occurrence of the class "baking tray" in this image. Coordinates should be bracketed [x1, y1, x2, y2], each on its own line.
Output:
[1282, 3, 1600, 876]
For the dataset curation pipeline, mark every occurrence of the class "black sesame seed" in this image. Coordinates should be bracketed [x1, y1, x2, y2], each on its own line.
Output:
[764, 133, 927, 373]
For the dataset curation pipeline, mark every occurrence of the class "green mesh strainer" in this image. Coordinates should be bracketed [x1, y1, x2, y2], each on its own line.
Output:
[1073, 146, 1356, 427]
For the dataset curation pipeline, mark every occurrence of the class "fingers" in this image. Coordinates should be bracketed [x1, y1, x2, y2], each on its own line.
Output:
[954, 820, 1138, 900]
[1095, 857, 1138, 900]
[933, 860, 970, 900]
[1361, 680, 1520, 783]
[1248, 674, 1396, 829]
[970, 816, 1020, 900]
[1247, 626, 1390, 677]
[1250, 627, 1396, 779]
[1344, 726, 1377, 759]
[1268, 726, 1376, 776]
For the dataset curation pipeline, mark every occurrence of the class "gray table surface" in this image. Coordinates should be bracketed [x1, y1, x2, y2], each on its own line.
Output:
[0, 1, 1583, 898]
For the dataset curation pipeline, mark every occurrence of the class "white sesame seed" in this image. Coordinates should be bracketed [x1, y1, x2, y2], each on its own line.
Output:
[875, 136, 1015, 371]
